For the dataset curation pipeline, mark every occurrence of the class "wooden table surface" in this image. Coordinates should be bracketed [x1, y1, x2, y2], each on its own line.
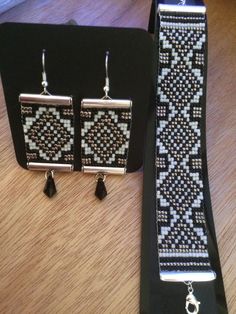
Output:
[0, 1, 235, 313]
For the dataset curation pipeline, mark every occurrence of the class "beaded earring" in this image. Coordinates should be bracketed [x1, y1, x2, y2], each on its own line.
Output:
[19, 50, 74, 197]
[80, 51, 132, 200]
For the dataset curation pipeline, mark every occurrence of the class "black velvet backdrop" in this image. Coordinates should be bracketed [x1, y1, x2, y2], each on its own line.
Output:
[0, 12, 228, 313]
[140, 1, 228, 313]
[0, 22, 153, 172]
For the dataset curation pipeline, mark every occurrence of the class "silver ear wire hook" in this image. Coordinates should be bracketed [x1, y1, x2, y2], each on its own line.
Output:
[103, 51, 111, 99]
[41, 49, 50, 95]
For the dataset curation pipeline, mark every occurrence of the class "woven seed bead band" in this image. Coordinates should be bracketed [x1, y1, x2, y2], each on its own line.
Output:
[21, 102, 74, 164]
[156, 8, 215, 279]
[81, 108, 131, 168]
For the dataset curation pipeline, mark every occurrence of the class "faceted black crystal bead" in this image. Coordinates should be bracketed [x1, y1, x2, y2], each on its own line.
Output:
[43, 171, 57, 198]
[95, 177, 107, 200]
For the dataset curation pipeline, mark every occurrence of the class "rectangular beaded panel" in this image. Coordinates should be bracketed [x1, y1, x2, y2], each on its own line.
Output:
[156, 9, 214, 278]
[20, 94, 74, 168]
[81, 99, 132, 172]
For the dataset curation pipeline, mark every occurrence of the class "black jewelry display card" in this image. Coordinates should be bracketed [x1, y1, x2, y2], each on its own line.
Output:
[140, 1, 228, 313]
[0, 22, 153, 172]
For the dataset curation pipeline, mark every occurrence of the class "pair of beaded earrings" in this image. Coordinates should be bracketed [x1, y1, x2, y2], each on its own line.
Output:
[19, 50, 132, 200]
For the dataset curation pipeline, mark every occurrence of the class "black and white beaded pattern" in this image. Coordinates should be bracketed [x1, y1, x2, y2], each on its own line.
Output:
[81, 108, 131, 168]
[156, 12, 212, 272]
[21, 103, 74, 163]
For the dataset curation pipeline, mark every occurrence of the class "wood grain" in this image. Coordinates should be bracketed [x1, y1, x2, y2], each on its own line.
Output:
[0, 0, 26, 15]
[206, 1, 236, 312]
[0, 1, 235, 313]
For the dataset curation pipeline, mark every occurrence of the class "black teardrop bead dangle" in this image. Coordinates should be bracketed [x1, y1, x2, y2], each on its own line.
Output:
[44, 170, 57, 198]
[95, 173, 107, 200]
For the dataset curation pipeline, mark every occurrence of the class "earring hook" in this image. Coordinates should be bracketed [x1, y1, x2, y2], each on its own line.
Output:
[41, 49, 50, 95]
[103, 51, 111, 99]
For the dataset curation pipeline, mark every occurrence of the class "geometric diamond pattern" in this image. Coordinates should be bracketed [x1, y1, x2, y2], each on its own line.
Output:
[81, 108, 131, 168]
[21, 104, 74, 163]
[156, 12, 212, 272]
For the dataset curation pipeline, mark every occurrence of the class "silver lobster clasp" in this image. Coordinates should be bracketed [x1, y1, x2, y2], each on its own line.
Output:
[185, 291, 200, 314]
